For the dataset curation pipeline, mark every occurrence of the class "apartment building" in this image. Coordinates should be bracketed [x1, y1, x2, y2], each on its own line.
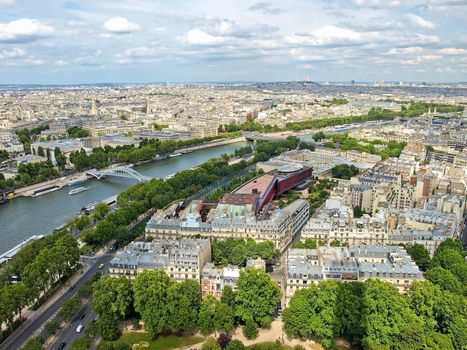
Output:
[146, 199, 309, 253]
[301, 205, 387, 245]
[285, 245, 423, 301]
[108, 238, 211, 281]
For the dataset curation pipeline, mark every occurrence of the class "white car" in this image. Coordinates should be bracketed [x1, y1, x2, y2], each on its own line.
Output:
[76, 324, 84, 333]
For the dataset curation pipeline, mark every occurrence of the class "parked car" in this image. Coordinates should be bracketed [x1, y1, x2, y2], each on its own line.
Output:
[98, 263, 104, 269]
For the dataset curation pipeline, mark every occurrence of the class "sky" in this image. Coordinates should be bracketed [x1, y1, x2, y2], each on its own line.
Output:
[0, 0, 466, 84]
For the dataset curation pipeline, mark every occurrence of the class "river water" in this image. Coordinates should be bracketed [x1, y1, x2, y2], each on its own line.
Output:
[0, 142, 247, 255]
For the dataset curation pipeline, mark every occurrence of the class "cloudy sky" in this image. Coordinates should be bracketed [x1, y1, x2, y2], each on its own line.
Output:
[0, 0, 466, 84]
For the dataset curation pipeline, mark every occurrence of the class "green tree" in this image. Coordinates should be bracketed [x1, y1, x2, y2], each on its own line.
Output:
[336, 282, 364, 343]
[97, 312, 120, 341]
[19, 337, 44, 350]
[220, 285, 236, 310]
[425, 267, 462, 294]
[45, 320, 60, 336]
[406, 244, 431, 271]
[235, 267, 281, 325]
[283, 280, 340, 348]
[362, 279, 423, 350]
[214, 302, 235, 333]
[225, 340, 245, 350]
[132, 270, 173, 338]
[69, 335, 92, 350]
[242, 317, 258, 340]
[202, 337, 221, 350]
[92, 276, 133, 319]
[58, 296, 81, 320]
[93, 202, 111, 220]
[198, 295, 218, 335]
[167, 279, 201, 333]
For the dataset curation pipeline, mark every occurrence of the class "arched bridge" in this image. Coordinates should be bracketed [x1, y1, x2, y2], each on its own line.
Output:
[87, 166, 152, 183]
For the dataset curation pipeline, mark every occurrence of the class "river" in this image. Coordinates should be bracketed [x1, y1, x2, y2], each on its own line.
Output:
[0, 141, 247, 255]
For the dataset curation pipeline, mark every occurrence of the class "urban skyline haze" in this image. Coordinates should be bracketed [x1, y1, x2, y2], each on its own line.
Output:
[0, 0, 466, 84]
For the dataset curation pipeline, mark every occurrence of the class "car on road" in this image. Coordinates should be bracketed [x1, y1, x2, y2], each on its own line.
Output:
[98, 263, 104, 269]
[76, 324, 84, 333]
[57, 342, 67, 350]
[79, 314, 85, 320]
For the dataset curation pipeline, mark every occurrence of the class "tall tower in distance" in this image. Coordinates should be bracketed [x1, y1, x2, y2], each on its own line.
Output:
[90, 99, 98, 116]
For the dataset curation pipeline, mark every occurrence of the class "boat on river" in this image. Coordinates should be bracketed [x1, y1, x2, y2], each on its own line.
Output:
[68, 187, 87, 195]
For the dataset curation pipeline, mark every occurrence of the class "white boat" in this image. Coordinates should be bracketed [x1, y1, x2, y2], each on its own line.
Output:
[69, 187, 87, 195]
[169, 152, 182, 158]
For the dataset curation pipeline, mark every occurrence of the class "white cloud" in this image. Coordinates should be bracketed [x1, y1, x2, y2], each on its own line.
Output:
[0, 18, 54, 42]
[287, 26, 364, 46]
[438, 47, 467, 55]
[387, 46, 423, 54]
[0, 0, 14, 4]
[353, 0, 401, 8]
[405, 14, 436, 29]
[436, 66, 454, 73]
[420, 54, 441, 61]
[0, 47, 26, 59]
[183, 28, 226, 46]
[103, 17, 140, 34]
[54, 60, 68, 66]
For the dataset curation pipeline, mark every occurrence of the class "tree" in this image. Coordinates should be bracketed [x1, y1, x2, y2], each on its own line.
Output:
[58, 296, 81, 320]
[361, 279, 423, 350]
[132, 270, 173, 337]
[69, 335, 92, 350]
[97, 312, 120, 341]
[167, 279, 201, 333]
[406, 244, 431, 271]
[220, 286, 236, 310]
[331, 164, 359, 180]
[283, 280, 340, 348]
[45, 320, 60, 336]
[242, 317, 258, 340]
[425, 267, 462, 294]
[19, 337, 44, 350]
[93, 202, 111, 220]
[217, 333, 231, 349]
[235, 267, 281, 325]
[202, 337, 221, 350]
[336, 282, 364, 343]
[198, 295, 218, 335]
[92, 276, 133, 319]
[214, 302, 235, 334]
[225, 340, 245, 350]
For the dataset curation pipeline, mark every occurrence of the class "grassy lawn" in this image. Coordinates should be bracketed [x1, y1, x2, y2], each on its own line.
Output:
[110, 332, 204, 350]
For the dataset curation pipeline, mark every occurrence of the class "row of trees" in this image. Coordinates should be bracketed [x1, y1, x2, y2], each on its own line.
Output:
[91, 268, 282, 342]
[283, 239, 466, 349]
[0, 160, 59, 190]
[69, 132, 241, 171]
[211, 238, 279, 267]
[0, 232, 80, 334]
[407, 239, 466, 296]
[317, 132, 407, 160]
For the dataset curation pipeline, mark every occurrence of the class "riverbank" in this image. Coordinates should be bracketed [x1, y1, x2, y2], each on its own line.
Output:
[9, 136, 246, 199]
[0, 141, 248, 255]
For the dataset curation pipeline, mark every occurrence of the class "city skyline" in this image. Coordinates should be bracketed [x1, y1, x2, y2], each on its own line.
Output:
[1, 0, 466, 84]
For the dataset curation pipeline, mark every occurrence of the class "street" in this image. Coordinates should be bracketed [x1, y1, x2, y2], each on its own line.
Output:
[0, 253, 114, 350]
[47, 303, 95, 350]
